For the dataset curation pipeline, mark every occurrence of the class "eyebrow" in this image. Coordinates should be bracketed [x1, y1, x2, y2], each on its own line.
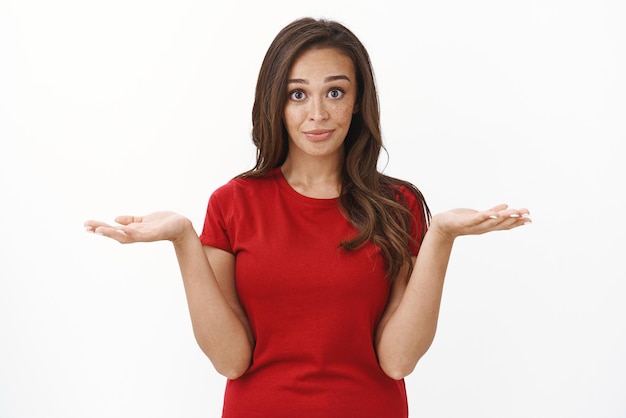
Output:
[287, 75, 351, 84]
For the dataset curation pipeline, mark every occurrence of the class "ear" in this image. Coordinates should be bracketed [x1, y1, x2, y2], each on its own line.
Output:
[352, 103, 360, 114]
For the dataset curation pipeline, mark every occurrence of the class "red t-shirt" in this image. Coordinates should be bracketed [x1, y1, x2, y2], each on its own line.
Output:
[199, 168, 424, 418]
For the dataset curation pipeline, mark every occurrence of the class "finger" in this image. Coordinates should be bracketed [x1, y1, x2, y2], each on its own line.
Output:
[485, 204, 508, 220]
[495, 208, 526, 219]
[114, 215, 143, 226]
[503, 218, 531, 230]
[489, 204, 508, 213]
[490, 206, 530, 217]
[519, 213, 532, 225]
[93, 226, 133, 243]
[507, 209, 531, 225]
[84, 220, 113, 232]
[494, 214, 532, 231]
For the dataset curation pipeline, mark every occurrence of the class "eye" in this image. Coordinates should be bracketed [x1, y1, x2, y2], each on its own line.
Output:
[327, 88, 345, 99]
[289, 90, 307, 101]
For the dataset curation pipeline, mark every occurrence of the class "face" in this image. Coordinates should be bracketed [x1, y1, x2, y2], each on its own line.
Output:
[283, 47, 358, 165]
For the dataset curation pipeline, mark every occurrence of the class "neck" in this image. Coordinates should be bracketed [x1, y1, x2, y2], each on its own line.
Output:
[280, 155, 343, 199]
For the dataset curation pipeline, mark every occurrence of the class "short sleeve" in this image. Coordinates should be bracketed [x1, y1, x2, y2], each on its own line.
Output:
[198, 185, 233, 253]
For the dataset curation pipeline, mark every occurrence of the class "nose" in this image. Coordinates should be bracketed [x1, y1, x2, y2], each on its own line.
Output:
[308, 97, 329, 121]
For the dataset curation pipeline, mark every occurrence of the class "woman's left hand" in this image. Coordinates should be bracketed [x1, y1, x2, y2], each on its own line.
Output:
[430, 204, 531, 242]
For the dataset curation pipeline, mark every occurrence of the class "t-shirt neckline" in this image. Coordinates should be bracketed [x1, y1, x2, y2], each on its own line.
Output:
[273, 167, 339, 208]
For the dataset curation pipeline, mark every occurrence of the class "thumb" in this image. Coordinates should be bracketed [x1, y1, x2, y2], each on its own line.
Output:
[489, 204, 508, 212]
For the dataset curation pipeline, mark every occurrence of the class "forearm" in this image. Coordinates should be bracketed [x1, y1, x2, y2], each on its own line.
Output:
[376, 227, 454, 380]
[173, 225, 252, 379]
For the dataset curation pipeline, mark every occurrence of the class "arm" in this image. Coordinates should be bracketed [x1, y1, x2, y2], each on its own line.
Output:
[174, 231, 253, 379]
[375, 204, 531, 380]
[84, 212, 253, 379]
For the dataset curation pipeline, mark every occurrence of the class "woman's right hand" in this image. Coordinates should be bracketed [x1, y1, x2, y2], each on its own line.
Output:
[84, 211, 193, 244]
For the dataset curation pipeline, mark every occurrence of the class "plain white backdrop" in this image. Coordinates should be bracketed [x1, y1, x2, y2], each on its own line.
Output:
[1, 0, 624, 417]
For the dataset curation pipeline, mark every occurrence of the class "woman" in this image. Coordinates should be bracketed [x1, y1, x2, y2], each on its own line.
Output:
[85, 17, 530, 417]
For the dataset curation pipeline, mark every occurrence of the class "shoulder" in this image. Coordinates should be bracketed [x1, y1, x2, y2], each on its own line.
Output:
[382, 175, 430, 247]
[382, 175, 431, 230]
[211, 168, 282, 202]
[381, 175, 426, 208]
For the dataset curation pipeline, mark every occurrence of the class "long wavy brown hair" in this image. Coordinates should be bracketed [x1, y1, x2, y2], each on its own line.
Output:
[238, 17, 431, 281]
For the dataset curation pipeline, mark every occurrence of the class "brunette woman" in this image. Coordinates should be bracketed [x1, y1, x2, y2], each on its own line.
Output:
[85, 17, 531, 417]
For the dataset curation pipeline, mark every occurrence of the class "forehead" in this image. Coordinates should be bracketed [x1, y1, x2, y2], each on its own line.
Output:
[288, 47, 355, 78]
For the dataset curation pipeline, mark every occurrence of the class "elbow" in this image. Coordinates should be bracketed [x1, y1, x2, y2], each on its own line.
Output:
[378, 343, 432, 380]
[215, 362, 249, 380]
[380, 359, 419, 381]
[199, 342, 252, 380]
[210, 351, 251, 380]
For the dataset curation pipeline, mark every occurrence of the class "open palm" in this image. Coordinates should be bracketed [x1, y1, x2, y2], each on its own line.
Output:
[84, 211, 192, 244]
[431, 204, 531, 241]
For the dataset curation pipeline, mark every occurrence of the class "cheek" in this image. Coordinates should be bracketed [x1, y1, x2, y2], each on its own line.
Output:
[335, 104, 356, 125]
[283, 107, 302, 128]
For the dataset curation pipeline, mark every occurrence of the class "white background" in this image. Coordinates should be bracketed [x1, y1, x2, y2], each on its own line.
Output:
[1, 0, 624, 417]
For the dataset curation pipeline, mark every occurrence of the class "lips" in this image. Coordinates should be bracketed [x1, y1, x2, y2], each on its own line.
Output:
[303, 129, 334, 142]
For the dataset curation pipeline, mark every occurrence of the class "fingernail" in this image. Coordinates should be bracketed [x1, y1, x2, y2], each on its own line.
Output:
[489, 215, 498, 219]
[509, 214, 520, 218]
[85, 226, 93, 233]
